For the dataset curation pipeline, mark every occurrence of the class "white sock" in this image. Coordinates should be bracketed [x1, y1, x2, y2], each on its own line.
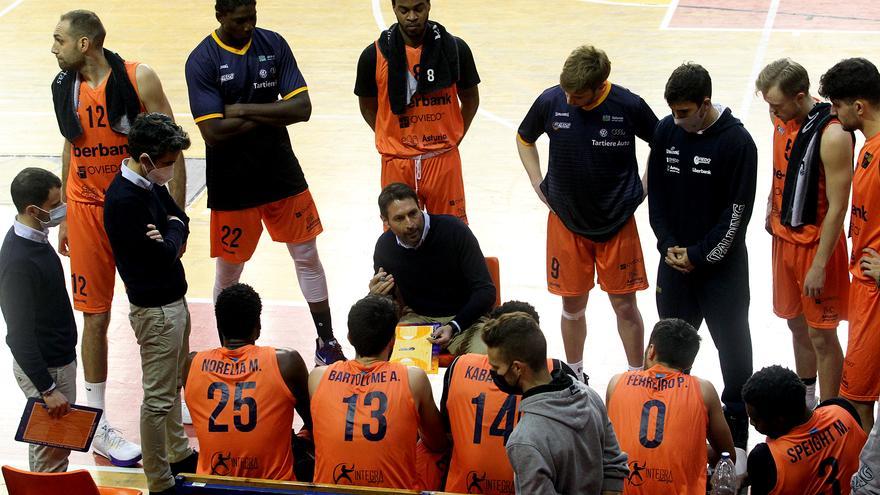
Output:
[628, 365, 644, 372]
[805, 382, 818, 409]
[568, 360, 584, 380]
[85, 381, 107, 424]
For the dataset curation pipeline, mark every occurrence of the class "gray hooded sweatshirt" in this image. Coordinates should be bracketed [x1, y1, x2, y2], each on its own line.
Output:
[506, 371, 629, 494]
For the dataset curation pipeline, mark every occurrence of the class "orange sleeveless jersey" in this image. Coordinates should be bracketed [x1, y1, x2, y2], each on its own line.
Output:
[765, 404, 866, 494]
[312, 360, 420, 489]
[769, 116, 835, 244]
[67, 61, 143, 205]
[443, 355, 556, 495]
[607, 366, 708, 495]
[851, 132, 880, 282]
[374, 43, 464, 157]
[185, 345, 296, 481]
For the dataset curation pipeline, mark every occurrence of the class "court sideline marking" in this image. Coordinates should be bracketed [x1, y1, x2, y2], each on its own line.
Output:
[739, 0, 781, 117]
[0, 0, 23, 18]
[579, 0, 668, 8]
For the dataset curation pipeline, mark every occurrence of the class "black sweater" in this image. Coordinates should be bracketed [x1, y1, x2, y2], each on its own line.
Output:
[0, 227, 77, 392]
[647, 107, 757, 266]
[104, 170, 189, 307]
[373, 215, 495, 330]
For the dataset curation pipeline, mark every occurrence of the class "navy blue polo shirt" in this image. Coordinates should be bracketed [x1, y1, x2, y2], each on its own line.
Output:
[185, 28, 309, 210]
[518, 84, 658, 241]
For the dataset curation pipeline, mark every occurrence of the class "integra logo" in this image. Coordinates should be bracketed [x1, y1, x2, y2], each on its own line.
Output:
[466, 470, 515, 493]
[333, 463, 384, 485]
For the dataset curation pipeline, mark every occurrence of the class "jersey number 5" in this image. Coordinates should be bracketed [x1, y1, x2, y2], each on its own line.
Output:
[208, 381, 258, 433]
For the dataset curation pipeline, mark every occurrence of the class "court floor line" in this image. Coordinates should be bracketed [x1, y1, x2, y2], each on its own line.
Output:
[662, 26, 880, 34]
[659, 0, 681, 29]
[370, 0, 518, 132]
[739, 0, 781, 117]
[579, 0, 668, 8]
[0, 0, 23, 19]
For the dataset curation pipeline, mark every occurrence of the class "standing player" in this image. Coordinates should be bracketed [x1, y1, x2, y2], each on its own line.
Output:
[355, 0, 480, 222]
[745, 366, 866, 494]
[185, 284, 312, 481]
[819, 58, 880, 432]
[647, 62, 757, 448]
[309, 295, 448, 490]
[51, 9, 187, 465]
[185, 0, 344, 365]
[606, 318, 734, 494]
[517, 45, 658, 380]
[440, 302, 574, 494]
[756, 58, 852, 407]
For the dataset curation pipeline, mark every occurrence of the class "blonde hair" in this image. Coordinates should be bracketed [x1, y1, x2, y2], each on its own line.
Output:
[560, 45, 611, 93]
[756, 58, 810, 97]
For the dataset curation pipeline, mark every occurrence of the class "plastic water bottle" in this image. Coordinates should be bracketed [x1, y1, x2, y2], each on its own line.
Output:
[711, 451, 737, 495]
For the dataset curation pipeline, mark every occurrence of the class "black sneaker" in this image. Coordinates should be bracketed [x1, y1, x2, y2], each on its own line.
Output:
[724, 408, 749, 450]
[170, 450, 198, 476]
[315, 338, 346, 366]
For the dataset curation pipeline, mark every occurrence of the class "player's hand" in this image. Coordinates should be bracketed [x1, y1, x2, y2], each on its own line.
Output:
[803, 263, 826, 297]
[532, 181, 551, 210]
[145, 224, 164, 243]
[860, 248, 880, 285]
[428, 324, 454, 348]
[42, 390, 70, 419]
[665, 246, 694, 273]
[57, 220, 70, 257]
[369, 268, 395, 295]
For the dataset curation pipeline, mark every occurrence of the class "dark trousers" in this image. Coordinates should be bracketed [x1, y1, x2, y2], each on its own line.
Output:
[655, 248, 753, 415]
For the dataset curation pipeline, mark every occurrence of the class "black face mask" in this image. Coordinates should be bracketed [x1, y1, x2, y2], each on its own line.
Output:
[490, 368, 523, 396]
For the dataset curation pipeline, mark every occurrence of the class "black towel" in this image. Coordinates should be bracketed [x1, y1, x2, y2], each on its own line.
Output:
[780, 102, 837, 228]
[378, 21, 460, 115]
[51, 49, 140, 142]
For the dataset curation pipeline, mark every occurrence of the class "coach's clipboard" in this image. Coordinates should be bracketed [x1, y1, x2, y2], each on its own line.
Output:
[15, 397, 103, 452]
[390, 323, 441, 374]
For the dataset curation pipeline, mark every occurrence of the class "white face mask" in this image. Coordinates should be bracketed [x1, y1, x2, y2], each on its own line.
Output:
[32, 203, 67, 229]
[141, 155, 174, 186]
[674, 103, 708, 133]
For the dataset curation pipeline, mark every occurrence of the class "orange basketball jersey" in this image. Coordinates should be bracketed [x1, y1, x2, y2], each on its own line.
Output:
[851, 132, 880, 282]
[67, 61, 143, 205]
[765, 404, 866, 494]
[374, 43, 464, 157]
[442, 354, 558, 495]
[312, 360, 420, 489]
[769, 116, 839, 245]
[607, 365, 708, 495]
[185, 345, 296, 481]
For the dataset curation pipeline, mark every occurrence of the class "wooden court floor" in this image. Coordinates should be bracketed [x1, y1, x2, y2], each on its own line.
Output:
[1, 0, 880, 491]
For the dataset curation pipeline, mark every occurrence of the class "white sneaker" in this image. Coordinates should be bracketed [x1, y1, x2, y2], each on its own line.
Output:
[92, 423, 142, 467]
[806, 394, 819, 410]
[181, 398, 192, 425]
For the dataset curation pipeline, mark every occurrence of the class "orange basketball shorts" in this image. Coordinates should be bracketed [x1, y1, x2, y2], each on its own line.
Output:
[67, 200, 116, 313]
[546, 212, 648, 296]
[381, 147, 467, 223]
[772, 235, 849, 329]
[841, 280, 880, 402]
[210, 190, 323, 264]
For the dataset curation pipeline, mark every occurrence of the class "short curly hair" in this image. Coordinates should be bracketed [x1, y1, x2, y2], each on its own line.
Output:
[489, 300, 540, 324]
[215, 283, 262, 342]
[664, 62, 712, 106]
[128, 112, 190, 160]
[742, 365, 805, 422]
[819, 57, 880, 105]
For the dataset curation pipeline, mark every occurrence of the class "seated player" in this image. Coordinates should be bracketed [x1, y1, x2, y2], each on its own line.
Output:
[745, 365, 867, 494]
[441, 301, 575, 494]
[183, 283, 313, 481]
[606, 318, 735, 494]
[309, 294, 448, 489]
[369, 183, 496, 356]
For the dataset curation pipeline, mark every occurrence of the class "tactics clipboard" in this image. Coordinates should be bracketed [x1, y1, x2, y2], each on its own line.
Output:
[15, 397, 103, 452]
[390, 323, 441, 374]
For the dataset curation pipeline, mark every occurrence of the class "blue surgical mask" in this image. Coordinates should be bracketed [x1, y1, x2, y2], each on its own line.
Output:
[31, 203, 67, 229]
